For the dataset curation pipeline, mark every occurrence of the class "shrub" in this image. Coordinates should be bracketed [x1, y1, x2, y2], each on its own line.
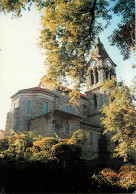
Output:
[92, 164, 136, 191]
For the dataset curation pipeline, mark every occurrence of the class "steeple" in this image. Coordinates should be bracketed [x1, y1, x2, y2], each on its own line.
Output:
[90, 37, 110, 59]
[86, 38, 117, 91]
[89, 37, 117, 69]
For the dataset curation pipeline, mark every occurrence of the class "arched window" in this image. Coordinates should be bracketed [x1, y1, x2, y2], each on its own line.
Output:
[65, 122, 69, 134]
[96, 70, 99, 83]
[72, 108, 75, 114]
[65, 105, 74, 114]
[65, 106, 68, 112]
[93, 94, 97, 107]
[110, 70, 113, 79]
[26, 100, 31, 115]
[44, 102, 48, 114]
[69, 105, 72, 113]
[91, 70, 94, 85]
[106, 69, 109, 79]
[89, 132, 93, 143]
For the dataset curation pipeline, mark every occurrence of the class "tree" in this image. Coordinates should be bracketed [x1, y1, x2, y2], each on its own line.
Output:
[101, 77, 136, 162]
[108, 0, 135, 60]
[39, 0, 111, 89]
[0, 0, 110, 90]
[0, 0, 134, 90]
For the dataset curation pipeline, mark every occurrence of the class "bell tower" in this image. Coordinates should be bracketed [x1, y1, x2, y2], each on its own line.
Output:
[86, 37, 116, 90]
[86, 38, 117, 126]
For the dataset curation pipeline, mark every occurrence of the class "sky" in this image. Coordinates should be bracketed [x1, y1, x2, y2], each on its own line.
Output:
[0, 7, 135, 130]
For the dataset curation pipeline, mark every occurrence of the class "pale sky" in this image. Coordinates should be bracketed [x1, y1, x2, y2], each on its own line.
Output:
[0, 8, 135, 130]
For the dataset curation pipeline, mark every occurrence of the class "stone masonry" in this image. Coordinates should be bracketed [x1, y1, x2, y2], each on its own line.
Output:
[5, 38, 117, 160]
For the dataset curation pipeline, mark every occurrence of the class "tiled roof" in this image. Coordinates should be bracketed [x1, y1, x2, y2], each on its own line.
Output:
[11, 86, 86, 99]
[19, 87, 46, 92]
[19, 86, 86, 98]
[19, 87, 55, 95]
[11, 87, 55, 98]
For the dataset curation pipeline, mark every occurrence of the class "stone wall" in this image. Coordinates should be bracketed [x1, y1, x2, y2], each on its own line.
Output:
[6, 92, 55, 132]
[30, 114, 55, 137]
[53, 112, 80, 139]
[29, 110, 102, 160]
[30, 110, 81, 139]
[18, 93, 54, 119]
[53, 89, 87, 119]
[5, 82, 90, 135]
[80, 123, 102, 160]
[86, 86, 107, 126]
[5, 112, 14, 136]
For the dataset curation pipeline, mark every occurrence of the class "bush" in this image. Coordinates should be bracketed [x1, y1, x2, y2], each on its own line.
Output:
[92, 164, 136, 192]
[0, 129, 87, 193]
[0, 129, 86, 166]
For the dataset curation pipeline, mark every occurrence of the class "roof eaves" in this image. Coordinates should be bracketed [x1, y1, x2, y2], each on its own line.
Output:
[53, 109, 82, 119]
[80, 121, 103, 129]
[11, 87, 55, 99]
[30, 110, 81, 121]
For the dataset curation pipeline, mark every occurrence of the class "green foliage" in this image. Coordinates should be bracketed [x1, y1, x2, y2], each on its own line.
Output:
[1, 130, 36, 160]
[50, 129, 86, 166]
[0, 0, 134, 91]
[51, 142, 81, 166]
[0, 129, 86, 166]
[69, 129, 86, 145]
[0, 0, 44, 17]
[39, 0, 111, 89]
[108, 0, 135, 60]
[29, 136, 58, 162]
[92, 164, 136, 190]
[29, 129, 86, 163]
[92, 167, 118, 187]
[0, 0, 111, 90]
[101, 77, 136, 161]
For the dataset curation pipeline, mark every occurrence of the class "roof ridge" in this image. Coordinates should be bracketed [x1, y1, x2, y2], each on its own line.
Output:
[11, 86, 55, 99]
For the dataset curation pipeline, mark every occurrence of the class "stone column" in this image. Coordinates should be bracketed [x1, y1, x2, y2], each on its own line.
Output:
[101, 68, 105, 82]
[90, 73, 92, 86]
[93, 70, 96, 85]
[97, 69, 100, 83]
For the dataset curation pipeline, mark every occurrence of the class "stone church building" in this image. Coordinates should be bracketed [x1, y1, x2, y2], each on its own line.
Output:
[5, 38, 116, 160]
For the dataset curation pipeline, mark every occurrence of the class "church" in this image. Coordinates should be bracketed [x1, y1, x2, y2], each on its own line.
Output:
[5, 38, 116, 160]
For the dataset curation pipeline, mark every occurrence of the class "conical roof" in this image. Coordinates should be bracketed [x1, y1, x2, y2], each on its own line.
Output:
[90, 37, 116, 66]
[91, 37, 110, 59]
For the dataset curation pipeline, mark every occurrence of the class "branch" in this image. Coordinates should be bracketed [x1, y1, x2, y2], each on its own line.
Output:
[89, 0, 97, 38]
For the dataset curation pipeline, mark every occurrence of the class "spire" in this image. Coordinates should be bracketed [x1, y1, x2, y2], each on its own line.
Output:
[89, 37, 117, 67]
[91, 37, 110, 59]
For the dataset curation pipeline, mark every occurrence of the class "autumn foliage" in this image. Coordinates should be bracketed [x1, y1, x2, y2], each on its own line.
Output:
[92, 164, 136, 190]
[101, 77, 136, 161]
[0, 0, 134, 91]
[0, 129, 86, 165]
